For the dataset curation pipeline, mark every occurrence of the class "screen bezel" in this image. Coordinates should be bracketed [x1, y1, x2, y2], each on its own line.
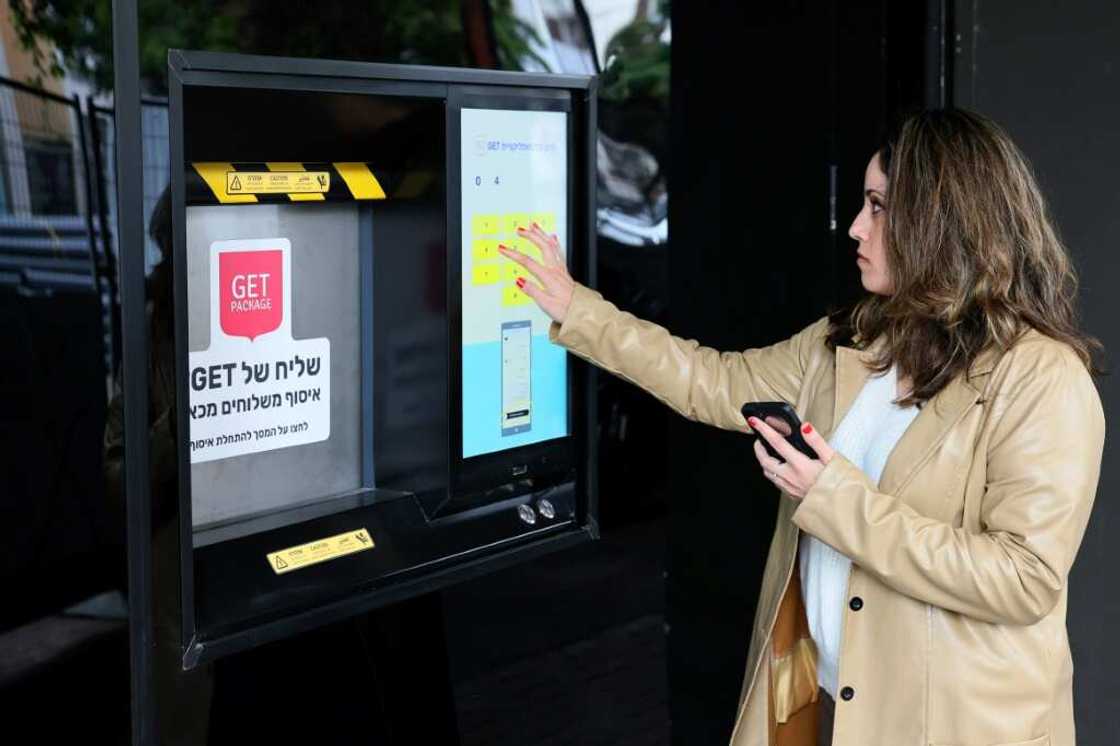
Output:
[447, 86, 579, 497]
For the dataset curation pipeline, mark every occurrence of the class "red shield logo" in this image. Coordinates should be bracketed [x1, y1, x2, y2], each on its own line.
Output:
[219, 250, 283, 341]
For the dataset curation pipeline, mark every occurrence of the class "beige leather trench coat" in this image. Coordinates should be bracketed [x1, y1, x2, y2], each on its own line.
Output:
[549, 283, 1105, 746]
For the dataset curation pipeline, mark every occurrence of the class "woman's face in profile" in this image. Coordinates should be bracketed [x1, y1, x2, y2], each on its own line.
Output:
[848, 152, 892, 295]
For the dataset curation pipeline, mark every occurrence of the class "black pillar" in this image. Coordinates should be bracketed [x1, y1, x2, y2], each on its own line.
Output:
[111, 0, 155, 743]
[665, 2, 927, 742]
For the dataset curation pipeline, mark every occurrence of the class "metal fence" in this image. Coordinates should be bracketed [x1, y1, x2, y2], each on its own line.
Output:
[0, 79, 96, 288]
[0, 74, 170, 381]
[90, 101, 170, 272]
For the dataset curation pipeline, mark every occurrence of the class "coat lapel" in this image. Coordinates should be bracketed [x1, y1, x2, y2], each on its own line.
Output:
[828, 336, 1002, 496]
[829, 331, 889, 436]
[875, 375, 981, 495]
[830, 343, 876, 438]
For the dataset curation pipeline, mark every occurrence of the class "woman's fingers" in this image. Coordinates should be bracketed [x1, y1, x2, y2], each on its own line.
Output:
[753, 440, 797, 492]
[748, 416, 807, 467]
[498, 242, 547, 282]
[516, 275, 543, 300]
[497, 243, 562, 321]
[500, 224, 569, 290]
[544, 232, 564, 266]
[496, 222, 575, 324]
[799, 423, 834, 464]
[515, 224, 548, 256]
[752, 437, 784, 474]
[518, 223, 564, 266]
[532, 222, 561, 257]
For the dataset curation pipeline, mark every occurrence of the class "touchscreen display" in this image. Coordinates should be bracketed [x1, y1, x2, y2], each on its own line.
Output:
[460, 107, 569, 458]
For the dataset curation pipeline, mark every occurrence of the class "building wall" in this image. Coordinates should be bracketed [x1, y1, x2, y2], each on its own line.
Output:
[952, 3, 1120, 743]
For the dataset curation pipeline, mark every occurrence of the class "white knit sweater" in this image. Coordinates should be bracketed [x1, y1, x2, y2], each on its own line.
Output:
[798, 363, 920, 699]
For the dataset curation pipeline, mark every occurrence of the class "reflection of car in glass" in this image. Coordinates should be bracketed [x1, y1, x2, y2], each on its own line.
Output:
[500, 1, 669, 248]
[597, 131, 666, 247]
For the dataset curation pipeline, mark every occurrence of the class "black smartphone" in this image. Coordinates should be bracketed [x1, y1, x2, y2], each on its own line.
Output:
[740, 401, 819, 463]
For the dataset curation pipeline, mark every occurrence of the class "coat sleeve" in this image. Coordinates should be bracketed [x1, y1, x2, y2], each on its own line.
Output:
[548, 282, 829, 432]
[790, 342, 1105, 625]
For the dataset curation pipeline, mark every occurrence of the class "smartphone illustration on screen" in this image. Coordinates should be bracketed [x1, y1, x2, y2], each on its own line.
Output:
[501, 320, 532, 436]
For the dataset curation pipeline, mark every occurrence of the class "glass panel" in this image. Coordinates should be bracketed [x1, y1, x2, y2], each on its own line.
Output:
[506, 0, 597, 73]
[186, 204, 362, 528]
[181, 85, 446, 535]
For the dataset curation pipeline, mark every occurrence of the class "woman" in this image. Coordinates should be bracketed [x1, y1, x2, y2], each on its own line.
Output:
[499, 108, 1106, 746]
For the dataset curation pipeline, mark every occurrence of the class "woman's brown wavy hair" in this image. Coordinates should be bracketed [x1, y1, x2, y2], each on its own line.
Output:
[825, 108, 1106, 408]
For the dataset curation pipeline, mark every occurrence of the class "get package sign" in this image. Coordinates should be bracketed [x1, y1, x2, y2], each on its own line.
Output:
[220, 249, 282, 338]
[188, 238, 331, 463]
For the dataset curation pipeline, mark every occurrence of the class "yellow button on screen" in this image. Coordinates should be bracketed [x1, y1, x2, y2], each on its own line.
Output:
[530, 212, 557, 233]
[504, 263, 527, 282]
[505, 213, 531, 234]
[472, 239, 499, 261]
[502, 284, 532, 306]
[472, 214, 500, 235]
[473, 265, 501, 285]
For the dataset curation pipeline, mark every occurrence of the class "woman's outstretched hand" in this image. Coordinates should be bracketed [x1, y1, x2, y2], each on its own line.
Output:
[497, 222, 575, 324]
[747, 417, 835, 500]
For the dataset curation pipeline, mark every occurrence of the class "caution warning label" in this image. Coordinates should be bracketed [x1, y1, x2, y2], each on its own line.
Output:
[266, 529, 375, 575]
[191, 162, 388, 204]
[228, 170, 331, 195]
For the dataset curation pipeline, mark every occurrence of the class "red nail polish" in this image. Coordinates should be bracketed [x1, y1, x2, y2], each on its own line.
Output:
[516, 277, 526, 288]
[802, 423, 813, 434]
[748, 417, 757, 427]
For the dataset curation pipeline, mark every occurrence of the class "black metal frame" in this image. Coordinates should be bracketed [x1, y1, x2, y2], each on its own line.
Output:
[111, 3, 154, 744]
[157, 50, 599, 670]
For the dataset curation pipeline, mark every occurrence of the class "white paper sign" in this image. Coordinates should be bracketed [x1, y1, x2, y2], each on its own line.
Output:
[188, 237, 330, 463]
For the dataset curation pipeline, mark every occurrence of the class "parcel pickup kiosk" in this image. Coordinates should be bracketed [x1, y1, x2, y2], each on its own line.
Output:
[167, 51, 598, 666]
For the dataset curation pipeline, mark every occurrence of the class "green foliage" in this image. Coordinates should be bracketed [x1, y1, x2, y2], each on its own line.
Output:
[233, 0, 469, 68]
[7, 0, 527, 94]
[8, 0, 242, 92]
[600, 9, 669, 103]
[9, 0, 671, 104]
[489, 0, 549, 72]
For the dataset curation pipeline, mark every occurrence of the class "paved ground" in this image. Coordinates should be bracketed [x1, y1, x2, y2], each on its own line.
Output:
[455, 614, 669, 746]
[445, 515, 669, 746]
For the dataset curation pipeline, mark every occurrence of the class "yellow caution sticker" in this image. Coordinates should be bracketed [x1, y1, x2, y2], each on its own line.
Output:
[193, 162, 257, 204]
[333, 162, 387, 200]
[267, 162, 325, 202]
[227, 170, 331, 195]
[266, 528, 375, 575]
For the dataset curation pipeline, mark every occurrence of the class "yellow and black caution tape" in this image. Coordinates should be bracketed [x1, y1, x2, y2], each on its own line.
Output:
[188, 161, 392, 206]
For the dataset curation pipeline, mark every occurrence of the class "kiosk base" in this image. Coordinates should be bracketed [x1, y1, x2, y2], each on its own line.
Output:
[204, 593, 460, 745]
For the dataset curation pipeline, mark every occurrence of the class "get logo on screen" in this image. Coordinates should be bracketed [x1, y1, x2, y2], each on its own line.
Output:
[219, 249, 283, 341]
